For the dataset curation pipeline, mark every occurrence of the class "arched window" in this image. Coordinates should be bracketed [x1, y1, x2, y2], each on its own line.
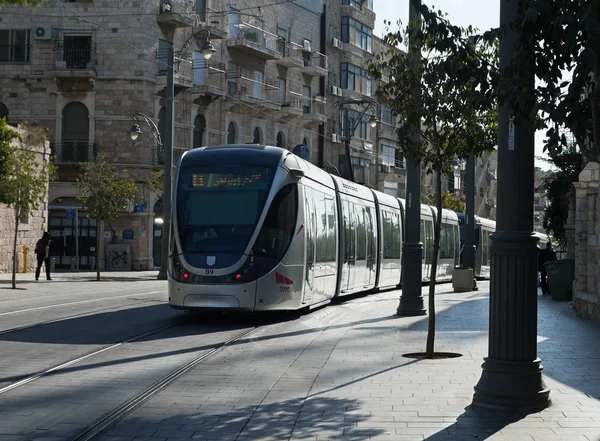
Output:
[302, 137, 308, 146]
[62, 101, 89, 162]
[276, 131, 284, 148]
[253, 127, 261, 144]
[0, 102, 8, 120]
[227, 121, 236, 144]
[193, 114, 206, 148]
[156, 107, 166, 165]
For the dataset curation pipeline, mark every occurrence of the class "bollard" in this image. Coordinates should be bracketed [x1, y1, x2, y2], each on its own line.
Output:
[21, 245, 29, 273]
[89, 257, 95, 271]
[50, 257, 56, 273]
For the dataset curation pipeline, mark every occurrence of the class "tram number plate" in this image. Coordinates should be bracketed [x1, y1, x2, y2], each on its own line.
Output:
[280, 286, 291, 293]
[205, 269, 214, 275]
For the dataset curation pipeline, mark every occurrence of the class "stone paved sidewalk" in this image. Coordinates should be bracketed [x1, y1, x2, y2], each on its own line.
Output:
[93, 281, 600, 441]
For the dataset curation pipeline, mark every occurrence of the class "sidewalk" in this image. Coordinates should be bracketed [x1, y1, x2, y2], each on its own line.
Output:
[96, 282, 600, 441]
[0, 270, 160, 285]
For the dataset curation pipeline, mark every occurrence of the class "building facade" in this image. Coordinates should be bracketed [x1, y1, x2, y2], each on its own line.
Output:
[0, 0, 495, 270]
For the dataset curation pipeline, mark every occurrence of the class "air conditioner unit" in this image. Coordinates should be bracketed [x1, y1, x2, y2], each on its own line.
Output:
[330, 133, 341, 143]
[330, 85, 342, 96]
[34, 25, 53, 40]
[303, 39, 312, 52]
[380, 164, 391, 173]
[331, 37, 343, 49]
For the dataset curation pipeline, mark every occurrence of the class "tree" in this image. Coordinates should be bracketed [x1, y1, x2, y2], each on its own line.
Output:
[0, 0, 43, 6]
[0, 118, 17, 187]
[0, 121, 53, 289]
[368, 8, 497, 358]
[77, 155, 139, 281]
[423, 191, 466, 213]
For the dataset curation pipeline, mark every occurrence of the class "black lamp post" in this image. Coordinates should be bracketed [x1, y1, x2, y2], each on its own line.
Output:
[339, 100, 378, 182]
[129, 33, 216, 280]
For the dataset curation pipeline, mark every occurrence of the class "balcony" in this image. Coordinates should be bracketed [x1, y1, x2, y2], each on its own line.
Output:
[50, 141, 97, 163]
[227, 23, 282, 61]
[301, 51, 328, 77]
[156, 49, 193, 95]
[275, 41, 304, 68]
[340, 2, 376, 27]
[190, 61, 227, 103]
[226, 68, 281, 112]
[157, 0, 195, 28]
[52, 41, 96, 90]
[300, 96, 327, 125]
[279, 92, 304, 118]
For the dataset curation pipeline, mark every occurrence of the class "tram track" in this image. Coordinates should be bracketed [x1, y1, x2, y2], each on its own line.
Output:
[0, 320, 180, 396]
[71, 326, 259, 441]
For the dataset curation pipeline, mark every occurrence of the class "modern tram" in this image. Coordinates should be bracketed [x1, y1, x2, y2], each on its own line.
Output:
[168, 145, 480, 312]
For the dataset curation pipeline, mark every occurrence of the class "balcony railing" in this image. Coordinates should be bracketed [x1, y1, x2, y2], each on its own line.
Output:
[226, 68, 280, 110]
[301, 51, 328, 76]
[156, 49, 193, 89]
[280, 92, 303, 117]
[54, 41, 96, 70]
[275, 41, 304, 68]
[50, 141, 97, 163]
[191, 61, 226, 97]
[227, 22, 282, 60]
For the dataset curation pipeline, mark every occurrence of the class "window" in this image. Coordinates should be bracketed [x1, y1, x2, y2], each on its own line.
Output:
[253, 127, 261, 144]
[0, 29, 30, 62]
[395, 150, 405, 169]
[0, 102, 8, 119]
[340, 63, 372, 96]
[195, 0, 207, 21]
[62, 35, 92, 69]
[341, 0, 364, 9]
[193, 114, 206, 148]
[339, 156, 371, 185]
[61, 101, 90, 162]
[381, 145, 395, 166]
[253, 184, 298, 261]
[303, 137, 308, 147]
[381, 105, 394, 125]
[341, 17, 372, 53]
[276, 131, 284, 148]
[227, 61, 239, 95]
[227, 121, 236, 144]
[302, 86, 311, 114]
[340, 109, 368, 140]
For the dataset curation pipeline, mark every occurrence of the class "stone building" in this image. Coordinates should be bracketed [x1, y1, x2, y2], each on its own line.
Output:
[0, 0, 496, 270]
[0, 124, 50, 273]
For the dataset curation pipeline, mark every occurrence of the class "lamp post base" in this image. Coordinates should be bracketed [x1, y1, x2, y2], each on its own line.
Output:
[473, 357, 550, 410]
[397, 243, 426, 316]
[157, 269, 167, 280]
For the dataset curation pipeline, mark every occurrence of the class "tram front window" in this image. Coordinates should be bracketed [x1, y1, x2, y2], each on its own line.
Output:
[176, 165, 274, 261]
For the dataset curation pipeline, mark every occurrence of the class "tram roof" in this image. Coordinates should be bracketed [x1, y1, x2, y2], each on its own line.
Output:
[181, 144, 285, 167]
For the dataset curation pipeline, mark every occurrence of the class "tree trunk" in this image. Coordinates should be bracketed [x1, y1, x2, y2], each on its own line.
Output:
[425, 167, 443, 358]
[11, 207, 20, 289]
[96, 217, 101, 281]
[590, 66, 600, 163]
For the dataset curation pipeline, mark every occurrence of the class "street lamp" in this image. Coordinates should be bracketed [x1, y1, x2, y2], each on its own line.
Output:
[200, 39, 216, 60]
[336, 99, 378, 182]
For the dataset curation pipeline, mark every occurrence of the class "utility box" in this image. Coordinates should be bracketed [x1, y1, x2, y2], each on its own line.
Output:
[544, 259, 575, 301]
[106, 244, 131, 271]
[452, 268, 476, 292]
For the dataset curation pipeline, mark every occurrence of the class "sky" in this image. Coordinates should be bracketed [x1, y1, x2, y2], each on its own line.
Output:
[372, 0, 552, 170]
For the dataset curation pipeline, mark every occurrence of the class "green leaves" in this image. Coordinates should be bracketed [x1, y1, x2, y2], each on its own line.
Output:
[77, 155, 139, 223]
[0, 120, 51, 215]
[0, 0, 43, 6]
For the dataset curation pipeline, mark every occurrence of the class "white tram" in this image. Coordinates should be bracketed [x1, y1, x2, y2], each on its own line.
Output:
[168, 145, 461, 312]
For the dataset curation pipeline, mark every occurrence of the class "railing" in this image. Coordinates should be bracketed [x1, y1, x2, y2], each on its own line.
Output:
[0, 44, 31, 62]
[281, 92, 303, 111]
[191, 61, 226, 89]
[50, 141, 97, 163]
[156, 48, 193, 82]
[54, 41, 96, 70]
[226, 67, 280, 104]
[229, 22, 281, 52]
[278, 40, 304, 58]
[302, 50, 328, 70]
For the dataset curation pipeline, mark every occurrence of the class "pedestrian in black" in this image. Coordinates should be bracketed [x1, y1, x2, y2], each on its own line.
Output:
[538, 241, 557, 295]
[35, 232, 52, 281]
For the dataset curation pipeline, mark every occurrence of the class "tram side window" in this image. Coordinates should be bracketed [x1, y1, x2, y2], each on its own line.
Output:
[305, 187, 315, 267]
[381, 210, 392, 259]
[424, 219, 434, 264]
[343, 200, 356, 262]
[315, 190, 328, 263]
[366, 207, 375, 260]
[356, 205, 367, 261]
[253, 184, 298, 260]
[420, 220, 426, 261]
[440, 223, 454, 259]
[390, 212, 401, 259]
[481, 228, 490, 265]
[324, 195, 337, 263]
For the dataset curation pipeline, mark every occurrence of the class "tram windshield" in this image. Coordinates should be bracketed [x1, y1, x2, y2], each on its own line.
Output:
[176, 165, 275, 256]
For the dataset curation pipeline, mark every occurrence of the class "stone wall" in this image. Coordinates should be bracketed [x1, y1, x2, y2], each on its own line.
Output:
[572, 162, 600, 320]
[0, 125, 50, 273]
